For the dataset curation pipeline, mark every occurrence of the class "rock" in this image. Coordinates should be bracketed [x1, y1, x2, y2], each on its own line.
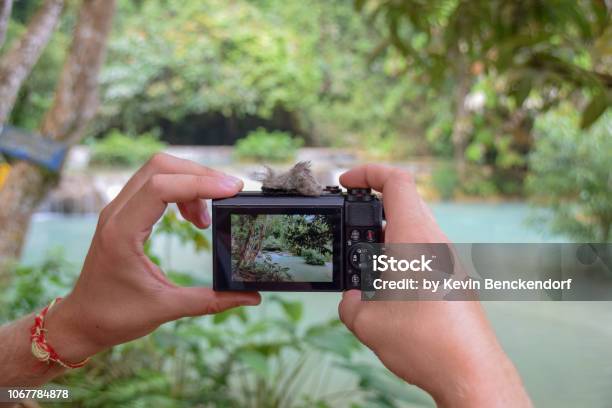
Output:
[39, 174, 106, 214]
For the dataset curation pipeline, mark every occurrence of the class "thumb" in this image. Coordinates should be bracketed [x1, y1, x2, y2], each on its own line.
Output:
[338, 289, 362, 331]
[164, 287, 261, 319]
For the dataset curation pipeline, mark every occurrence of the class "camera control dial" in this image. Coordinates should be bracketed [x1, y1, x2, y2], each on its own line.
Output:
[349, 243, 374, 270]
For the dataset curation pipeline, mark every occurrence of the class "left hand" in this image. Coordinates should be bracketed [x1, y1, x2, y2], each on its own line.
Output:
[44, 153, 260, 364]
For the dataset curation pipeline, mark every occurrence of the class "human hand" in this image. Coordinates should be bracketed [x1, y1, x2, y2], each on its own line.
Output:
[44, 154, 260, 364]
[338, 164, 531, 407]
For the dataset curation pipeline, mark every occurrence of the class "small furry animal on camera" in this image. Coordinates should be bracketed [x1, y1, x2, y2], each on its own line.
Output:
[254, 161, 323, 196]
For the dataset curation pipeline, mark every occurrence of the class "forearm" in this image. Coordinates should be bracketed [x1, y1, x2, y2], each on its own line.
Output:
[364, 301, 532, 408]
[430, 347, 532, 408]
[0, 314, 66, 386]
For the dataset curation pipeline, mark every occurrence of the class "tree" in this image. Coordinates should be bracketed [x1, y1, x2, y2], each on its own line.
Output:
[0, 0, 14, 47]
[356, 0, 611, 173]
[233, 215, 270, 270]
[0, 0, 63, 123]
[0, 0, 116, 275]
[282, 215, 332, 256]
[527, 109, 611, 242]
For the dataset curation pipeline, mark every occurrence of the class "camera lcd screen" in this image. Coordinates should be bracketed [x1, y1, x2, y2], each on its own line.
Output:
[231, 214, 334, 283]
[213, 202, 343, 291]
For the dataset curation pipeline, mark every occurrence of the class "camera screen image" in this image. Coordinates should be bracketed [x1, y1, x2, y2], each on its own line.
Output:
[230, 214, 334, 282]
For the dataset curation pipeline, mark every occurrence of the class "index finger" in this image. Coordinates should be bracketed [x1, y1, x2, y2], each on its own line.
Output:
[340, 164, 447, 243]
[339, 164, 418, 226]
[102, 153, 234, 222]
[114, 174, 243, 239]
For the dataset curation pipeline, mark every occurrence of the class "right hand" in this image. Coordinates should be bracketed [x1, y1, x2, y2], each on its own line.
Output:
[338, 164, 531, 407]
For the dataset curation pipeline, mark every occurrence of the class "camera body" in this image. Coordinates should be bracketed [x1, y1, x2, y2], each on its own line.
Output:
[212, 186, 383, 291]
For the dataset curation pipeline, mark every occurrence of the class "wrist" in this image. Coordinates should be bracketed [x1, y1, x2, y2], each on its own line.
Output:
[43, 296, 102, 364]
[426, 343, 531, 408]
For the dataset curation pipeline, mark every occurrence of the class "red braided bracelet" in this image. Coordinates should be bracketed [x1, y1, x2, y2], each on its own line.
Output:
[30, 297, 90, 369]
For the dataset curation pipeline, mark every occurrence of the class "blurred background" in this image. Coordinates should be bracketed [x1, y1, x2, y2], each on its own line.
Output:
[0, 0, 611, 407]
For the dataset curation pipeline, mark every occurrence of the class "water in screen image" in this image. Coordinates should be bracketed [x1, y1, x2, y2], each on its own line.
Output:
[231, 214, 333, 282]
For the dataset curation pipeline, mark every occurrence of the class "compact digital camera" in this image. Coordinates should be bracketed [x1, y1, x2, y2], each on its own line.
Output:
[212, 186, 383, 291]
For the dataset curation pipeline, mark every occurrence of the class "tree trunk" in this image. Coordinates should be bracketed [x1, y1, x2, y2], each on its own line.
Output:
[0, 0, 64, 123]
[0, 0, 115, 275]
[450, 66, 473, 178]
[0, 0, 13, 48]
[247, 216, 268, 265]
[39, 0, 115, 145]
[236, 216, 256, 270]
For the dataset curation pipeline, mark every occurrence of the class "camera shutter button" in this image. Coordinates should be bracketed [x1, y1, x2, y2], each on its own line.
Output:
[347, 188, 373, 201]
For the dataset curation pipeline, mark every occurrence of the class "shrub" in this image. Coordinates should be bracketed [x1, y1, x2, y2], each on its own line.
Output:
[431, 162, 459, 200]
[283, 215, 333, 257]
[90, 130, 166, 167]
[461, 166, 500, 197]
[234, 128, 303, 162]
[254, 258, 293, 281]
[262, 236, 283, 251]
[302, 248, 326, 265]
[232, 255, 293, 282]
[361, 133, 413, 160]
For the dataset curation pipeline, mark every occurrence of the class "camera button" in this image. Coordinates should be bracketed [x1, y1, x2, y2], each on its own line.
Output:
[365, 229, 376, 242]
[351, 273, 360, 287]
[349, 243, 374, 269]
[350, 229, 361, 241]
[324, 185, 341, 194]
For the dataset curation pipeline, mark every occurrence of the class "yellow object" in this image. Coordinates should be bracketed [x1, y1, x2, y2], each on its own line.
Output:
[0, 163, 10, 189]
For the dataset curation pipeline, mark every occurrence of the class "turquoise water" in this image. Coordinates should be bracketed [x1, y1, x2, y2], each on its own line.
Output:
[20, 203, 612, 407]
[21, 202, 559, 267]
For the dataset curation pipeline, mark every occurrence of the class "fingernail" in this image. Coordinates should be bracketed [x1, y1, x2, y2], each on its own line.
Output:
[220, 176, 242, 190]
[241, 297, 260, 306]
[200, 210, 210, 226]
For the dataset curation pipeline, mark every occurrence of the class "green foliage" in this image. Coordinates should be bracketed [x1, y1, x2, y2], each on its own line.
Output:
[155, 210, 210, 252]
[89, 0, 433, 156]
[431, 162, 458, 200]
[2, 11, 70, 131]
[231, 214, 333, 281]
[527, 109, 612, 242]
[362, 133, 414, 161]
[301, 248, 326, 266]
[282, 215, 333, 256]
[0, 239, 424, 407]
[90, 130, 167, 167]
[7, 0, 608, 206]
[234, 128, 303, 162]
[0, 250, 75, 323]
[461, 169, 500, 198]
[99, 0, 321, 131]
[262, 236, 283, 251]
[268, 295, 304, 323]
[357, 0, 611, 127]
[425, 110, 454, 158]
[234, 254, 294, 282]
